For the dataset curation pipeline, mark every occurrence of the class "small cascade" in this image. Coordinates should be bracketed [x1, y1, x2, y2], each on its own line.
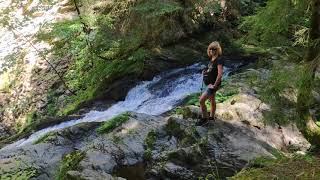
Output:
[2, 62, 235, 149]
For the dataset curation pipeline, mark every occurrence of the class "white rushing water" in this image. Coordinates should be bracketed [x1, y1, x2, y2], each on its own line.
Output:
[1, 63, 233, 150]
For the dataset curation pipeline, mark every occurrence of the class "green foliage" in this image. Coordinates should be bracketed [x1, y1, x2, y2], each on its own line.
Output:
[56, 151, 85, 180]
[37, 19, 84, 47]
[180, 134, 197, 147]
[144, 130, 158, 160]
[216, 91, 239, 103]
[203, 1, 222, 16]
[240, 0, 311, 48]
[60, 48, 146, 116]
[258, 60, 315, 125]
[230, 154, 320, 180]
[0, 159, 38, 179]
[0, 167, 37, 180]
[111, 135, 123, 144]
[25, 111, 38, 127]
[96, 113, 130, 134]
[144, 148, 152, 160]
[185, 89, 238, 109]
[296, 65, 315, 110]
[132, 0, 183, 17]
[34, 0, 243, 118]
[37, 15, 148, 116]
[14, 110, 40, 134]
[33, 132, 57, 144]
[37, 19, 91, 91]
[173, 107, 185, 115]
[145, 130, 157, 149]
[165, 119, 185, 139]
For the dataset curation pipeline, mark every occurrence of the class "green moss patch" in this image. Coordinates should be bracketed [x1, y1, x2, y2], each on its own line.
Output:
[145, 130, 158, 149]
[184, 89, 238, 109]
[0, 167, 37, 180]
[56, 151, 85, 180]
[33, 131, 57, 144]
[96, 112, 130, 134]
[165, 118, 186, 139]
[144, 130, 158, 160]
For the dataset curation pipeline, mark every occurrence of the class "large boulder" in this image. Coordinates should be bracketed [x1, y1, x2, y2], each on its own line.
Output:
[0, 107, 310, 179]
[0, 112, 164, 179]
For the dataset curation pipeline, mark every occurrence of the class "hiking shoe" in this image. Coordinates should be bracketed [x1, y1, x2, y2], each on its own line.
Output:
[209, 116, 215, 121]
[196, 118, 209, 126]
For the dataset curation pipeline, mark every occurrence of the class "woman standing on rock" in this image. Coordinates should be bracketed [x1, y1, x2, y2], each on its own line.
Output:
[196, 41, 223, 126]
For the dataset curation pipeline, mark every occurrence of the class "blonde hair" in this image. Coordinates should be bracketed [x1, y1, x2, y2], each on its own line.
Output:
[207, 41, 222, 60]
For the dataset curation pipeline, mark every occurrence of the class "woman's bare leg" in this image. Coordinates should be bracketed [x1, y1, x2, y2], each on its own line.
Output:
[199, 93, 210, 118]
[209, 91, 216, 118]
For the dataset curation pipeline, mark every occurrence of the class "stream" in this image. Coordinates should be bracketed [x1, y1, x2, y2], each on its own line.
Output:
[2, 62, 239, 150]
[0, 0, 244, 152]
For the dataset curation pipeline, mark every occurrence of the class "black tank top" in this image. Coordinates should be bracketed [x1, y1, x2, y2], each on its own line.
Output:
[203, 57, 224, 85]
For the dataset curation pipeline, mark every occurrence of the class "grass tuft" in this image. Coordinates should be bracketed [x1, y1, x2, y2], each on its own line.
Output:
[55, 151, 85, 180]
[96, 112, 131, 134]
[33, 132, 57, 144]
[230, 154, 320, 180]
[144, 130, 158, 160]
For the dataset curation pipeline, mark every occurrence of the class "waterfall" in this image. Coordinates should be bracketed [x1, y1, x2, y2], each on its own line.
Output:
[1, 62, 234, 150]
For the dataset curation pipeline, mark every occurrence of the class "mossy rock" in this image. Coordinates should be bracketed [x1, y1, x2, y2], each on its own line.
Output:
[144, 130, 159, 160]
[165, 118, 186, 140]
[167, 147, 203, 167]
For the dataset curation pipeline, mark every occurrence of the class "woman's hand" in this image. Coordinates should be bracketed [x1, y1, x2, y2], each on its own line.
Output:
[208, 84, 216, 89]
[202, 69, 207, 75]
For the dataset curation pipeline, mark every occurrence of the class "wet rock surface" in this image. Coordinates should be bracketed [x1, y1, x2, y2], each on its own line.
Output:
[0, 93, 310, 179]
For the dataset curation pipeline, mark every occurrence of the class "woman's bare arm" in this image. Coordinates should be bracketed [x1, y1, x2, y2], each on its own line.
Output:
[212, 64, 223, 89]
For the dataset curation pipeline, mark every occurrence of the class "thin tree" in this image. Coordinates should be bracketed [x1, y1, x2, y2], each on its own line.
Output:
[8, 25, 76, 95]
[296, 0, 320, 145]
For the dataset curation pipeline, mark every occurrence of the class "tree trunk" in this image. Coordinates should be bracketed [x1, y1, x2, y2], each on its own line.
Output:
[297, 0, 320, 146]
[306, 0, 320, 62]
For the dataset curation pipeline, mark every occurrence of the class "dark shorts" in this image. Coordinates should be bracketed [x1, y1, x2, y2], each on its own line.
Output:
[205, 88, 217, 96]
[204, 83, 221, 96]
